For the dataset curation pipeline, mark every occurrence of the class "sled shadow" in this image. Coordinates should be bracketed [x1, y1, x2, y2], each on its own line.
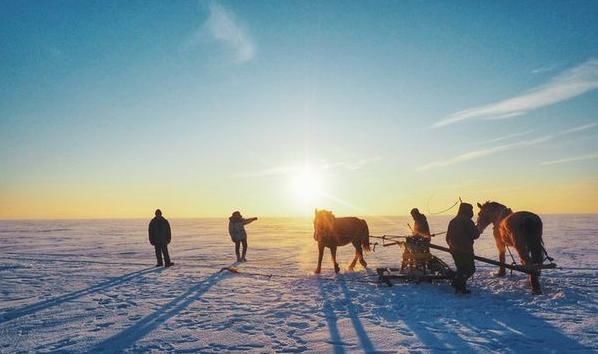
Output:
[317, 274, 377, 354]
[0, 267, 160, 324]
[90, 267, 230, 352]
[370, 282, 590, 352]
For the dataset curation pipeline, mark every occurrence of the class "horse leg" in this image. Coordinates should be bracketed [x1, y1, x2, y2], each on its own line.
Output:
[358, 244, 367, 268]
[494, 235, 507, 277]
[315, 242, 324, 274]
[515, 246, 543, 295]
[349, 252, 358, 270]
[330, 246, 340, 273]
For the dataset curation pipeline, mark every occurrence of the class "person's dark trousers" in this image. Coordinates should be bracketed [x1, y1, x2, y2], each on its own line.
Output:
[154, 244, 171, 266]
[234, 239, 248, 261]
[451, 251, 475, 293]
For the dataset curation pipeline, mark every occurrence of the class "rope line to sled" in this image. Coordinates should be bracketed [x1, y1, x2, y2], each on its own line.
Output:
[218, 267, 380, 285]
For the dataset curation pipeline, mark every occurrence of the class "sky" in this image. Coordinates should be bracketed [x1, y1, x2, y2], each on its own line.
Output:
[1, 0, 598, 219]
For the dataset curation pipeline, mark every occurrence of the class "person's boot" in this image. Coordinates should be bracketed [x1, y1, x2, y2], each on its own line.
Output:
[165, 262, 174, 267]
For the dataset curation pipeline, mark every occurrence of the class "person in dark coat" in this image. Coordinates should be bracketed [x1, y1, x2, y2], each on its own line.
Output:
[410, 208, 431, 240]
[228, 211, 257, 262]
[446, 203, 480, 294]
[401, 208, 433, 271]
[148, 209, 174, 267]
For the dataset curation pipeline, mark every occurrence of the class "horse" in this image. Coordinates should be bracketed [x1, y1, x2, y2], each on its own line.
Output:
[313, 209, 370, 274]
[476, 201, 545, 294]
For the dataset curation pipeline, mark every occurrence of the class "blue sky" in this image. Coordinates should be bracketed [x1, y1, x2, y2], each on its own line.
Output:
[1, 1, 597, 218]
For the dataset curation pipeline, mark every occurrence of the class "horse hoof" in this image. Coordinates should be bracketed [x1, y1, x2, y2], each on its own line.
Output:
[314, 269, 321, 274]
[334, 265, 340, 273]
[495, 272, 506, 278]
[532, 289, 542, 295]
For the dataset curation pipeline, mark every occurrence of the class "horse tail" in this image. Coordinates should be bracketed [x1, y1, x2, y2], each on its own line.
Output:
[361, 220, 371, 252]
[523, 215, 543, 265]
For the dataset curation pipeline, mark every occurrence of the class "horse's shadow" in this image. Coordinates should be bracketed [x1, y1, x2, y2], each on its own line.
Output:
[315, 267, 589, 353]
[89, 265, 233, 352]
[0, 266, 161, 324]
[316, 273, 377, 354]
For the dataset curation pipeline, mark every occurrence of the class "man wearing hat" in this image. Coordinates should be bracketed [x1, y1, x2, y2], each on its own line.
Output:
[228, 211, 258, 262]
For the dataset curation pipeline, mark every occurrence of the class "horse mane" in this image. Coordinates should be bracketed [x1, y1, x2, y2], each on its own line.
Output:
[317, 209, 335, 219]
[483, 201, 507, 210]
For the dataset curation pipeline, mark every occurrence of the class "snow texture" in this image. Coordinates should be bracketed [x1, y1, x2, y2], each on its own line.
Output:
[0, 215, 596, 353]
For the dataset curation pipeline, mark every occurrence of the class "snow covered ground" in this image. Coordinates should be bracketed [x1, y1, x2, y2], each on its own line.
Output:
[0, 215, 596, 353]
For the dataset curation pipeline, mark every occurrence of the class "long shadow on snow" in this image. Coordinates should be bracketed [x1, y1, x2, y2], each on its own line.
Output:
[4, 254, 149, 267]
[317, 277, 345, 354]
[367, 281, 590, 352]
[317, 273, 378, 353]
[0, 267, 160, 324]
[89, 267, 231, 353]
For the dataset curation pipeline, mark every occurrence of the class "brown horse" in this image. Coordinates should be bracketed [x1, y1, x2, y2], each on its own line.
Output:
[313, 209, 370, 274]
[476, 201, 545, 294]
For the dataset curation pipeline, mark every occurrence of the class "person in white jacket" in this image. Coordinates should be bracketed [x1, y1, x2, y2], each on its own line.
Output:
[228, 211, 258, 262]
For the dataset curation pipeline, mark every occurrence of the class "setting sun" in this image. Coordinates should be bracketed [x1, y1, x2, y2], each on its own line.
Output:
[290, 165, 324, 205]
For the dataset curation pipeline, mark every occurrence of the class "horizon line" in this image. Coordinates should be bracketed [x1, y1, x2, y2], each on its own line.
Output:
[1, 211, 598, 222]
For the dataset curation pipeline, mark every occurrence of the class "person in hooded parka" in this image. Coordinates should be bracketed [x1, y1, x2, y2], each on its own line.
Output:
[446, 202, 480, 294]
[228, 211, 257, 262]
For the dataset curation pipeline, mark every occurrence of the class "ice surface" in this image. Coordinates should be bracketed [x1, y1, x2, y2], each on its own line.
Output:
[0, 215, 596, 353]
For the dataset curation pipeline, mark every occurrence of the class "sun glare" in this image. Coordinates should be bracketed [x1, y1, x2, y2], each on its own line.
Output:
[291, 166, 323, 205]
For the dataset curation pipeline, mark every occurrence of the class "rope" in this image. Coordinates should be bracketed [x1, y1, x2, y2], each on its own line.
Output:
[218, 266, 380, 285]
[505, 245, 517, 276]
[428, 198, 461, 215]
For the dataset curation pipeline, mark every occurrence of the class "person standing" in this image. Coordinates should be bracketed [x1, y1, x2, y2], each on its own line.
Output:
[446, 203, 480, 294]
[228, 211, 257, 262]
[149, 209, 174, 267]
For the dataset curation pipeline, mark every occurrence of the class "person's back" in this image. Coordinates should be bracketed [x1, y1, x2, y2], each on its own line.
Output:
[410, 208, 431, 239]
[148, 209, 174, 267]
[149, 215, 171, 245]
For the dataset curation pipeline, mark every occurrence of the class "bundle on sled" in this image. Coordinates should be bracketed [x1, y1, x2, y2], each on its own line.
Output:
[374, 235, 455, 286]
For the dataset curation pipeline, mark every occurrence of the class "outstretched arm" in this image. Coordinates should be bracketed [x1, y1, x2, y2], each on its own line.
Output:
[243, 217, 258, 225]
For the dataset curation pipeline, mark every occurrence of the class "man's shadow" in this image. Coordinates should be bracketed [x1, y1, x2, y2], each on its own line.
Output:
[89, 264, 234, 352]
[0, 267, 161, 324]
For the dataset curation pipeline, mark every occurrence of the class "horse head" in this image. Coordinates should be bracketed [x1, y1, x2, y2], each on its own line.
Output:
[476, 201, 510, 233]
[313, 208, 335, 242]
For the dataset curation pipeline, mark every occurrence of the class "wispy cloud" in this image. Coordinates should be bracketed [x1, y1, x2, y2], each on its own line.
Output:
[434, 58, 598, 127]
[561, 122, 598, 134]
[476, 130, 534, 146]
[234, 157, 382, 178]
[531, 64, 559, 75]
[417, 137, 551, 171]
[540, 152, 598, 166]
[418, 122, 598, 171]
[184, 2, 255, 63]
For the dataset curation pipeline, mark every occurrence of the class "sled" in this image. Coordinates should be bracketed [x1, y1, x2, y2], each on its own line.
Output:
[375, 236, 455, 287]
